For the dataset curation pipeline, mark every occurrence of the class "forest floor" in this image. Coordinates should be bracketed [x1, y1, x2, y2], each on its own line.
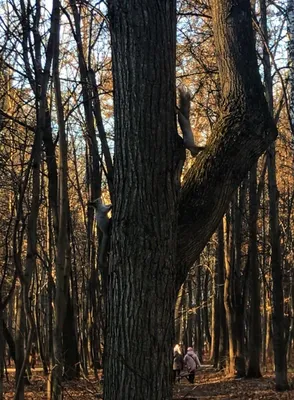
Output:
[3, 365, 294, 399]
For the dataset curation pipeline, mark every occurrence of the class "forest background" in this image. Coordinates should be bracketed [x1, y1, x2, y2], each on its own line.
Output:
[0, 0, 294, 399]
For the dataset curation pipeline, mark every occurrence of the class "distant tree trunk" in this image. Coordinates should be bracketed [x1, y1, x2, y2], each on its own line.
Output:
[260, 0, 289, 389]
[203, 269, 211, 349]
[195, 264, 203, 361]
[3, 320, 15, 363]
[233, 188, 246, 378]
[174, 286, 185, 345]
[0, 308, 4, 400]
[247, 164, 262, 378]
[15, 292, 26, 400]
[223, 214, 235, 375]
[63, 288, 80, 380]
[51, 1, 70, 396]
[289, 0, 294, 130]
[217, 221, 227, 370]
[267, 147, 289, 390]
[186, 276, 193, 347]
[210, 259, 220, 366]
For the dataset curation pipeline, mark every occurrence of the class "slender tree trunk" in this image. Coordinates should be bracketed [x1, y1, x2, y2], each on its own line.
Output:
[203, 269, 211, 349]
[217, 221, 227, 370]
[210, 259, 220, 367]
[259, 0, 289, 389]
[267, 147, 289, 390]
[234, 188, 246, 378]
[195, 265, 203, 361]
[0, 308, 4, 400]
[15, 289, 27, 400]
[51, 1, 70, 396]
[223, 214, 235, 376]
[247, 164, 262, 377]
[174, 286, 185, 345]
[63, 289, 80, 380]
[186, 277, 193, 348]
[289, 0, 294, 131]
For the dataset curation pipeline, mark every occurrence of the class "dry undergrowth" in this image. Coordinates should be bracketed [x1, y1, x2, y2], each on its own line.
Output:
[3, 365, 294, 399]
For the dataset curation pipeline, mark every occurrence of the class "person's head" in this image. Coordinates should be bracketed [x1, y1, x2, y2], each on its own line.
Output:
[174, 344, 181, 354]
[187, 346, 193, 352]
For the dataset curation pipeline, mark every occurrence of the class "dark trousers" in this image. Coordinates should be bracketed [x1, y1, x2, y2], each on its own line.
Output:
[187, 372, 195, 383]
[173, 369, 181, 383]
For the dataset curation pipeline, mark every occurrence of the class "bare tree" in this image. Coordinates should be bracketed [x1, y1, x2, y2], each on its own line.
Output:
[104, 0, 277, 398]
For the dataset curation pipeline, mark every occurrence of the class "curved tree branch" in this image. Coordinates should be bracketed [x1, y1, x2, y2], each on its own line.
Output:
[176, 0, 277, 286]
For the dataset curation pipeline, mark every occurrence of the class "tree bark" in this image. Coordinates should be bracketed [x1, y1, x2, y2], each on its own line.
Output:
[51, 0, 70, 396]
[247, 164, 262, 378]
[105, 0, 277, 398]
[176, 0, 277, 287]
[63, 289, 80, 380]
[267, 147, 289, 390]
[223, 214, 235, 376]
[105, 1, 178, 399]
[289, 0, 294, 129]
[260, 0, 289, 389]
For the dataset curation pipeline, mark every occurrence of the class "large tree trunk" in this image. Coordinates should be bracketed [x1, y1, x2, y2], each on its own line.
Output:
[105, 0, 277, 398]
[105, 2, 178, 399]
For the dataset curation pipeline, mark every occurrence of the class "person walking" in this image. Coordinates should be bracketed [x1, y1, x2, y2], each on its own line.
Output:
[184, 347, 201, 383]
[173, 344, 183, 383]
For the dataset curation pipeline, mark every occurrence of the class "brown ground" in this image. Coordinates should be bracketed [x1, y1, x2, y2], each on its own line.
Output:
[3, 365, 294, 399]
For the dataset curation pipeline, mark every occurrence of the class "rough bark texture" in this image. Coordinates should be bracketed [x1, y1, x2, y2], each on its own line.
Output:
[176, 0, 277, 287]
[105, 1, 178, 399]
[105, 0, 277, 398]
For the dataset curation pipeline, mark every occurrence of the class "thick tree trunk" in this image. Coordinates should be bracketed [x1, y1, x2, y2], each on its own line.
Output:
[105, 1, 178, 399]
[106, 0, 277, 398]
